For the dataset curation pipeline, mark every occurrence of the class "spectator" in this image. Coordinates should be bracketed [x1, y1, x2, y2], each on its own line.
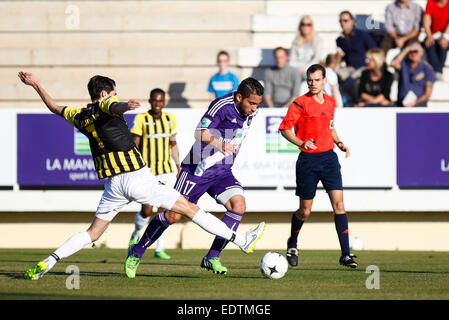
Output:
[323, 54, 344, 107]
[355, 49, 394, 107]
[207, 50, 239, 100]
[336, 11, 378, 76]
[336, 11, 378, 106]
[381, 0, 423, 53]
[264, 47, 302, 108]
[289, 15, 324, 78]
[422, 0, 449, 80]
[391, 41, 436, 107]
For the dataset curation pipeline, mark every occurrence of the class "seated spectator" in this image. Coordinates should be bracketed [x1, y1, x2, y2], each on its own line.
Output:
[323, 54, 344, 107]
[264, 47, 302, 108]
[207, 50, 239, 100]
[355, 48, 394, 107]
[336, 11, 378, 106]
[289, 15, 324, 78]
[336, 11, 378, 77]
[422, 0, 449, 80]
[391, 41, 436, 107]
[381, 0, 423, 53]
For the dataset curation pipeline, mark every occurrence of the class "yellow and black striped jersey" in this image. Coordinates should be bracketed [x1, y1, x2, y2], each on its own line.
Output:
[61, 95, 146, 179]
[131, 111, 177, 176]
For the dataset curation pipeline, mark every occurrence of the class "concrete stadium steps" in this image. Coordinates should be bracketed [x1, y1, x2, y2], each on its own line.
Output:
[3, 80, 211, 104]
[1, 0, 264, 32]
[0, 100, 208, 110]
[265, 0, 427, 15]
[3, 1, 264, 15]
[3, 32, 252, 49]
[251, 31, 430, 50]
[2, 66, 239, 103]
[0, 48, 238, 66]
[252, 32, 339, 49]
[252, 14, 385, 33]
[2, 13, 252, 32]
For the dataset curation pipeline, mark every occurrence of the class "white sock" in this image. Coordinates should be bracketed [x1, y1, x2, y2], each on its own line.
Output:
[155, 229, 169, 252]
[42, 255, 58, 273]
[53, 231, 92, 260]
[132, 211, 150, 239]
[191, 210, 245, 247]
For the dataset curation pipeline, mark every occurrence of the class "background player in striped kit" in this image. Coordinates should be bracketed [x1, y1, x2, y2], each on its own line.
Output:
[127, 77, 265, 275]
[128, 88, 181, 260]
[18, 72, 266, 280]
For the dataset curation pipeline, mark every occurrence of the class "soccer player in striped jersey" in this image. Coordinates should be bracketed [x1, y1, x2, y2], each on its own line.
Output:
[278, 64, 357, 268]
[18, 72, 265, 280]
[127, 78, 265, 275]
[128, 88, 181, 259]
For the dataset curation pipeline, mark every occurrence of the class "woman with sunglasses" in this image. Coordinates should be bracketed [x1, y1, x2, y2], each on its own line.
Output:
[289, 15, 323, 78]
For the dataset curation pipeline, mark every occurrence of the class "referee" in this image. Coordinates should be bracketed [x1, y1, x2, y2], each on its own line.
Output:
[279, 64, 358, 268]
[128, 88, 181, 259]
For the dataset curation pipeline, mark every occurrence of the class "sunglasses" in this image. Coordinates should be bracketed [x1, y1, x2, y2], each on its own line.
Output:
[301, 23, 313, 27]
[408, 50, 419, 54]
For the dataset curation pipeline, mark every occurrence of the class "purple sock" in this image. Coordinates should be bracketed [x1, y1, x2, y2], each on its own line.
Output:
[132, 211, 171, 258]
[206, 210, 243, 259]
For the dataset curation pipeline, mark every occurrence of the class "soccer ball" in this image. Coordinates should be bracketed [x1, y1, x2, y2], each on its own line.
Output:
[259, 251, 288, 279]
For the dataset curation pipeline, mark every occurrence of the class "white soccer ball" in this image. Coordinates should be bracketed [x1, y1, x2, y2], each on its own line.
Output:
[259, 251, 288, 279]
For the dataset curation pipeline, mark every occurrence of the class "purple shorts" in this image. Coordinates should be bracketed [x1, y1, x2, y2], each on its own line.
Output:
[173, 169, 244, 205]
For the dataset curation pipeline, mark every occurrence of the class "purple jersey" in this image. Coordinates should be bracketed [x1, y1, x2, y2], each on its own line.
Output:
[181, 92, 257, 179]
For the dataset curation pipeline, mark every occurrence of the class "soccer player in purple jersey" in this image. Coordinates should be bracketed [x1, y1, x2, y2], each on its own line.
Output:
[126, 78, 265, 275]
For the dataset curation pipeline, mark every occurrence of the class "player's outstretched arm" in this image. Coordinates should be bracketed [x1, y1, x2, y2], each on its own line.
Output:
[109, 99, 140, 115]
[18, 72, 64, 116]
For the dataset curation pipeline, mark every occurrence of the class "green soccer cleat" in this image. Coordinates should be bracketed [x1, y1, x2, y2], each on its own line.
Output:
[25, 261, 48, 280]
[124, 248, 142, 279]
[128, 236, 139, 248]
[200, 257, 228, 275]
[154, 250, 171, 260]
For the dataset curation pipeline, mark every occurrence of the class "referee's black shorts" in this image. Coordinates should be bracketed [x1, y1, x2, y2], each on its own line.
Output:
[295, 150, 343, 200]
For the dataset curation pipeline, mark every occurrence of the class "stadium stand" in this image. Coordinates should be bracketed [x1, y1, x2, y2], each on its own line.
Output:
[2, 0, 449, 109]
[0, 1, 262, 109]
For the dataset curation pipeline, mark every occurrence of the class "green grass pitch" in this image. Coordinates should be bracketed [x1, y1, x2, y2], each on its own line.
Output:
[1, 248, 448, 300]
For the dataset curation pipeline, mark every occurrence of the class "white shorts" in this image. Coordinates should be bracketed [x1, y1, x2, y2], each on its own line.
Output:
[95, 167, 180, 222]
[155, 172, 177, 188]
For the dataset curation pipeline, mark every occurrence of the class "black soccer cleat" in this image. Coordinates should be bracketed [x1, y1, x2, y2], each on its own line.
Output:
[286, 248, 299, 267]
[339, 253, 358, 268]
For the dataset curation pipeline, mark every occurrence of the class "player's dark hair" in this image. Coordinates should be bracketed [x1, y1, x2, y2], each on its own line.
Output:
[149, 88, 165, 101]
[307, 64, 326, 79]
[87, 75, 116, 101]
[340, 10, 354, 21]
[237, 77, 264, 99]
[273, 46, 288, 55]
[217, 50, 230, 59]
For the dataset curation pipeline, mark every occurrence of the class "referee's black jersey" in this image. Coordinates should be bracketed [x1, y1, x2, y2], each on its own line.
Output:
[61, 95, 146, 179]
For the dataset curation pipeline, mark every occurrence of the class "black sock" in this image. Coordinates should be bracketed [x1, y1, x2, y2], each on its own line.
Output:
[334, 213, 350, 256]
[287, 210, 304, 248]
